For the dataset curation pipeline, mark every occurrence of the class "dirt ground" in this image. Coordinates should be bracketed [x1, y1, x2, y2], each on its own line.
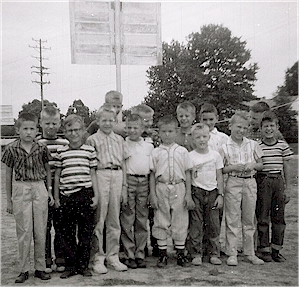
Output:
[1, 156, 298, 286]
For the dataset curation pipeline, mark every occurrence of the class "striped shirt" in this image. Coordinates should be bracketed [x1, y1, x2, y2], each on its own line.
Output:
[1, 139, 50, 181]
[258, 140, 293, 173]
[54, 144, 98, 195]
[86, 129, 125, 169]
[209, 128, 229, 154]
[36, 135, 69, 179]
[220, 136, 263, 177]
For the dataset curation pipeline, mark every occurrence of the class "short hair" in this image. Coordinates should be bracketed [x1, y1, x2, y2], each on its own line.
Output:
[230, 110, 249, 125]
[157, 115, 178, 129]
[126, 113, 144, 126]
[40, 104, 60, 119]
[260, 110, 279, 126]
[199, 103, 218, 116]
[96, 103, 117, 119]
[63, 114, 85, 130]
[176, 101, 196, 116]
[191, 123, 210, 136]
[16, 112, 38, 128]
[131, 104, 154, 116]
[105, 90, 123, 103]
[250, 101, 270, 113]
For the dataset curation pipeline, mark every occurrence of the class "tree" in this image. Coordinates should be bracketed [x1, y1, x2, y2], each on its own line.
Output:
[144, 24, 258, 125]
[20, 99, 58, 119]
[66, 99, 92, 126]
[273, 61, 298, 142]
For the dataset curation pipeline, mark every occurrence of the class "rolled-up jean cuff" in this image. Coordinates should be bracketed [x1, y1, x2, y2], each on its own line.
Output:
[271, 243, 282, 251]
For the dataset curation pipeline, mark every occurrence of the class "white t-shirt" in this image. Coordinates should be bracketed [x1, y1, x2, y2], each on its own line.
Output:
[189, 148, 224, 191]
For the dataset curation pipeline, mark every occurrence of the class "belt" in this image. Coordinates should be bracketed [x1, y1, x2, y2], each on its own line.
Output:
[129, 174, 148, 178]
[103, 166, 122, 170]
[230, 175, 255, 179]
[157, 179, 184, 185]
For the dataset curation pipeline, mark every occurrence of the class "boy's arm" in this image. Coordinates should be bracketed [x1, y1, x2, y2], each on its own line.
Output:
[149, 171, 158, 209]
[54, 168, 62, 208]
[184, 170, 195, 210]
[223, 163, 245, 174]
[283, 159, 291, 204]
[121, 160, 128, 207]
[5, 165, 13, 214]
[214, 168, 224, 209]
[90, 168, 99, 208]
[45, 163, 54, 206]
[244, 158, 263, 172]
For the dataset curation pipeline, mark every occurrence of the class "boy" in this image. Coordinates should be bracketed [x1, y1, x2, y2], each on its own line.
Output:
[37, 105, 69, 273]
[120, 114, 154, 268]
[175, 101, 196, 152]
[187, 123, 224, 266]
[149, 115, 194, 268]
[1, 112, 54, 283]
[86, 104, 128, 274]
[256, 111, 293, 262]
[54, 114, 99, 279]
[86, 90, 126, 137]
[220, 110, 264, 266]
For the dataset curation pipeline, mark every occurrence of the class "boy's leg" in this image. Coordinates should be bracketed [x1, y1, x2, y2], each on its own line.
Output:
[45, 205, 54, 271]
[53, 206, 65, 269]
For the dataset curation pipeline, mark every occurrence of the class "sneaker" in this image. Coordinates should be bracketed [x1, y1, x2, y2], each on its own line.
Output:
[60, 270, 77, 279]
[93, 255, 108, 274]
[77, 268, 93, 277]
[107, 255, 128, 271]
[56, 264, 66, 272]
[124, 259, 137, 269]
[157, 255, 167, 268]
[15, 272, 29, 283]
[136, 258, 146, 268]
[258, 252, 272, 262]
[177, 252, 191, 267]
[45, 264, 52, 273]
[227, 255, 238, 266]
[34, 270, 51, 280]
[191, 256, 202, 266]
[245, 255, 264, 265]
[210, 256, 222, 265]
[272, 249, 286, 262]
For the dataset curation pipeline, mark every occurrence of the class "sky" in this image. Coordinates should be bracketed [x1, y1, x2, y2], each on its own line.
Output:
[1, 0, 298, 118]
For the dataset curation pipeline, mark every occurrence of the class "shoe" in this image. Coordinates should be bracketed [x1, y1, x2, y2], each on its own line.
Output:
[34, 270, 51, 280]
[157, 249, 168, 268]
[258, 252, 272, 262]
[107, 255, 128, 271]
[227, 255, 238, 266]
[93, 255, 108, 274]
[136, 258, 146, 268]
[272, 249, 286, 262]
[191, 256, 202, 266]
[245, 255, 264, 265]
[78, 268, 92, 277]
[60, 270, 77, 279]
[56, 264, 66, 272]
[124, 259, 137, 269]
[15, 272, 29, 283]
[45, 263, 52, 273]
[210, 256, 222, 265]
[177, 250, 190, 267]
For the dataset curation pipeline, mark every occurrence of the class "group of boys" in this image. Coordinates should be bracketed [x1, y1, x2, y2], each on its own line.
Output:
[2, 91, 293, 283]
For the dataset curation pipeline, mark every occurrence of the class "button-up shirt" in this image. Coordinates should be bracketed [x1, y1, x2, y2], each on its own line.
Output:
[208, 128, 229, 154]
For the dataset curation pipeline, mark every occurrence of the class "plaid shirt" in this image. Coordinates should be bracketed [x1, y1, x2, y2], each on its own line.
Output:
[1, 139, 50, 181]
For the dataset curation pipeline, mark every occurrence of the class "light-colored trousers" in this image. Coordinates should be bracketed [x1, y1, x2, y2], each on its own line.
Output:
[225, 176, 257, 256]
[94, 169, 122, 259]
[13, 181, 48, 272]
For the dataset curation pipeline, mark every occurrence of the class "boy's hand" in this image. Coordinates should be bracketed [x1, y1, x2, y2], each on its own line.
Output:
[48, 194, 55, 206]
[283, 187, 291, 204]
[149, 195, 158, 210]
[213, 195, 224, 210]
[90, 196, 98, 209]
[54, 198, 60, 209]
[121, 186, 128, 207]
[232, 164, 245, 173]
[184, 195, 195, 210]
[244, 163, 255, 172]
[7, 200, 13, 214]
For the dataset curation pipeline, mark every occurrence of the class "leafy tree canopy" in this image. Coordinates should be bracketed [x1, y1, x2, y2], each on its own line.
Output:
[66, 99, 93, 126]
[20, 99, 58, 119]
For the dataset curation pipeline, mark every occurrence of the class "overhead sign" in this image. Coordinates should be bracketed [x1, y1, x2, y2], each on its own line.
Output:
[69, 0, 162, 66]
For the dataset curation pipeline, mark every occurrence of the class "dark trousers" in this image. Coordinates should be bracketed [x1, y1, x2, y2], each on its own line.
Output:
[59, 188, 95, 271]
[187, 187, 221, 257]
[45, 205, 65, 265]
[256, 173, 286, 251]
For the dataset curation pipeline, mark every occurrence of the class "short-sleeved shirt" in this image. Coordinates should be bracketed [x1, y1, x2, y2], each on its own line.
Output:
[258, 139, 293, 173]
[86, 120, 126, 138]
[189, 148, 224, 191]
[1, 139, 50, 181]
[175, 129, 193, 152]
[150, 143, 193, 183]
[220, 136, 263, 177]
[247, 127, 285, 142]
[209, 128, 229, 154]
[86, 129, 125, 169]
[124, 137, 154, 175]
[54, 144, 98, 195]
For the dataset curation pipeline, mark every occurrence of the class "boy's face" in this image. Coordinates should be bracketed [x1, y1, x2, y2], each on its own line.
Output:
[159, 123, 177, 145]
[64, 121, 84, 146]
[192, 128, 210, 150]
[199, 112, 218, 132]
[229, 116, 249, 142]
[17, 120, 38, 143]
[138, 111, 153, 131]
[126, 120, 144, 141]
[177, 108, 195, 129]
[106, 99, 122, 115]
[248, 111, 262, 129]
[97, 111, 116, 135]
[40, 113, 61, 138]
[261, 120, 278, 140]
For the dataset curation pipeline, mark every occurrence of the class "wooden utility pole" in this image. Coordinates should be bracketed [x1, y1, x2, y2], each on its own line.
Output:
[29, 38, 51, 110]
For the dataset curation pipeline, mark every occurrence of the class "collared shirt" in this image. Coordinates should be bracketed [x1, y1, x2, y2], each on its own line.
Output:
[86, 129, 125, 169]
[54, 144, 98, 195]
[86, 119, 126, 138]
[1, 139, 50, 181]
[175, 129, 193, 152]
[150, 143, 193, 183]
[220, 136, 263, 177]
[247, 126, 285, 142]
[124, 137, 154, 175]
[209, 128, 229, 154]
[259, 139, 293, 173]
[190, 148, 224, 191]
